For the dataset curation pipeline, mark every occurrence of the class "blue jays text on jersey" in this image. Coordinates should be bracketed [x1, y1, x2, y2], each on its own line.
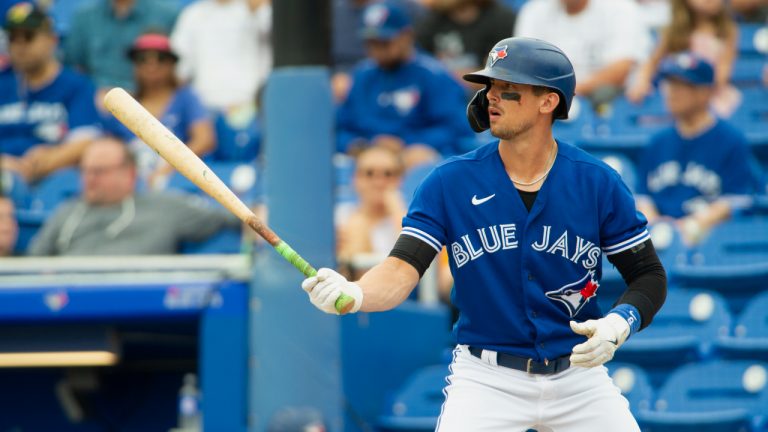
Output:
[450, 223, 602, 271]
[0, 66, 102, 157]
[401, 141, 649, 362]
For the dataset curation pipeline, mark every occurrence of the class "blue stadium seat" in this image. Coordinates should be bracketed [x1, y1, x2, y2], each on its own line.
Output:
[673, 217, 768, 314]
[1, 170, 31, 210]
[590, 152, 638, 192]
[613, 289, 731, 387]
[581, 93, 671, 162]
[377, 364, 449, 432]
[28, 168, 81, 213]
[167, 161, 262, 205]
[607, 362, 654, 414]
[637, 360, 768, 432]
[714, 291, 768, 362]
[553, 96, 596, 144]
[731, 57, 767, 88]
[731, 87, 768, 163]
[181, 227, 243, 254]
[14, 209, 46, 254]
[737, 24, 768, 59]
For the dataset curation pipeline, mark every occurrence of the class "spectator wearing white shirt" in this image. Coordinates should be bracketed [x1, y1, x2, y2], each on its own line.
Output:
[171, 0, 272, 111]
[515, 0, 652, 103]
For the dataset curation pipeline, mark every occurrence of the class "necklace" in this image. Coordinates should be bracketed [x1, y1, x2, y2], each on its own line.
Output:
[510, 141, 557, 186]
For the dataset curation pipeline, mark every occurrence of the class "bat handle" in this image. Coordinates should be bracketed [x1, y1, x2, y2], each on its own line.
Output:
[275, 241, 356, 314]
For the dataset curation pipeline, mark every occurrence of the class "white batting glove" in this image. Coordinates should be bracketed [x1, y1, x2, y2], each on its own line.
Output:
[569, 313, 630, 368]
[301, 268, 363, 315]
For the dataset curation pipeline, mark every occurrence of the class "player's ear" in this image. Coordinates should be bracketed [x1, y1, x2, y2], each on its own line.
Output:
[539, 92, 560, 116]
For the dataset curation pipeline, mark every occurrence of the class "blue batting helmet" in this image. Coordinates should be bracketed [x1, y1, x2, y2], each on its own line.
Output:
[463, 37, 576, 119]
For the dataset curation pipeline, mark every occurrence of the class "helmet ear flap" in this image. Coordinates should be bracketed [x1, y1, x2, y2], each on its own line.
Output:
[466, 87, 490, 132]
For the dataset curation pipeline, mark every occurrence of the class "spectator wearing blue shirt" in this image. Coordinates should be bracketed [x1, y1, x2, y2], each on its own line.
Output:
[636, 52, 761, 245]
[104, 32, 214, 188]
[337, 1, 475, 169]
[0, 2, 101, 183]
[63, 0, 178, 95]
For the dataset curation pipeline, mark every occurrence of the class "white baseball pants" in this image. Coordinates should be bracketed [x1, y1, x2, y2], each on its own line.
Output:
[435, 345, 640, 432]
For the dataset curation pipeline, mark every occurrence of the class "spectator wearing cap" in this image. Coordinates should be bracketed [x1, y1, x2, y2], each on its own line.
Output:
[103, 32, 214, 189]
[170, 0, 272, 111]
[336, 1, 475, 169]
[636, 52, 761, 245]
[63, 0, 178, 94]
[0, 2, 102, 183]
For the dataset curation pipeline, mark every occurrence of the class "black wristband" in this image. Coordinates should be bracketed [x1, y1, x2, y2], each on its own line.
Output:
[388, 233, 440, 278]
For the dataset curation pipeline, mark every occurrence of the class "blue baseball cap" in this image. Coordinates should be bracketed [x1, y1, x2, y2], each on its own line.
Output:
[360, 2, 411, 41]
[655, 52, 715, 86]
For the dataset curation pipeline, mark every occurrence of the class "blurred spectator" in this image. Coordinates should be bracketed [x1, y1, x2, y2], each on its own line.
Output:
[635, 0, 673, 30]
[337, 1, 475, 168]
[0, 0, 12, 69]
[104, 32, 215, 189]
[0, 2, 101, 183]
[63, 0, 178, 93]
[0, 195, 18, 256]
[627, 0, 740, 116]
[333, 0, 425, 73]
[332, 0, 425, 101]
[415, 0, 516, 84]
[515, 0, 652, 103]
[27, 138, 240, 256]
[730, 0, 768, 22]
[635, 53, 760, 245]
[337, 145, 406, 279]
[170, 0, 272, 111]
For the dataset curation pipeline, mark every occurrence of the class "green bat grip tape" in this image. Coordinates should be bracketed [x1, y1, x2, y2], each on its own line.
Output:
[275, 241, 356, 314]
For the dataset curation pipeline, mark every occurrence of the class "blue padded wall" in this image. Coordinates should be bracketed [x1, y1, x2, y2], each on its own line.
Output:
[250, 67, 342, 431]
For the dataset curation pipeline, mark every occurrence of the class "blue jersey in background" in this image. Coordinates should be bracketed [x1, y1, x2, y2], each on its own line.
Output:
[637, 119, 760, 218]
[0, 66, 101, 156]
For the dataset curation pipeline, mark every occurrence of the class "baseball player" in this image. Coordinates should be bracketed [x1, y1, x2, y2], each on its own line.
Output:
[303, 37, 667, 431]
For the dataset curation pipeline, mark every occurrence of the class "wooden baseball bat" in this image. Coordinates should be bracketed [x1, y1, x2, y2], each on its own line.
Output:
[103, 87, 355, 314]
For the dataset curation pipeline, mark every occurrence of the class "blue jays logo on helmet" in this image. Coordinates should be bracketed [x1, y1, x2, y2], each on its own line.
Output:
[488, 45, 508, 67]
[545, 270, 599, 317]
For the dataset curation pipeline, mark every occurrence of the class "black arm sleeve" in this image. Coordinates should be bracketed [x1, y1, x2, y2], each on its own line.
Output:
[606, 239, 668, 330]
[388, 234, 441, 278]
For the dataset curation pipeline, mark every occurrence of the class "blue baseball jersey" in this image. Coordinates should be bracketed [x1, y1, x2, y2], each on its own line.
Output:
[0, 66, 101, 156]
[402, 141, 649, 361]
[336, 52, 475, 155]
[636, 120, 760, 218]
[103, 86, 209, 145]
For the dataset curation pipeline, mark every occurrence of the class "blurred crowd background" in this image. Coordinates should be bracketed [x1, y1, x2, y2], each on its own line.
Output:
[1, 0, 768, 431]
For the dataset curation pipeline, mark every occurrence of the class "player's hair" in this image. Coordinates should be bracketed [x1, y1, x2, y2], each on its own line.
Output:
[663, 0, 736, 53]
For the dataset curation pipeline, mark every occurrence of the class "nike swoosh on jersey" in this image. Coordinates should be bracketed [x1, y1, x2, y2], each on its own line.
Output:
[471, 194, 496, 205]
[608, 338, 619, 346]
